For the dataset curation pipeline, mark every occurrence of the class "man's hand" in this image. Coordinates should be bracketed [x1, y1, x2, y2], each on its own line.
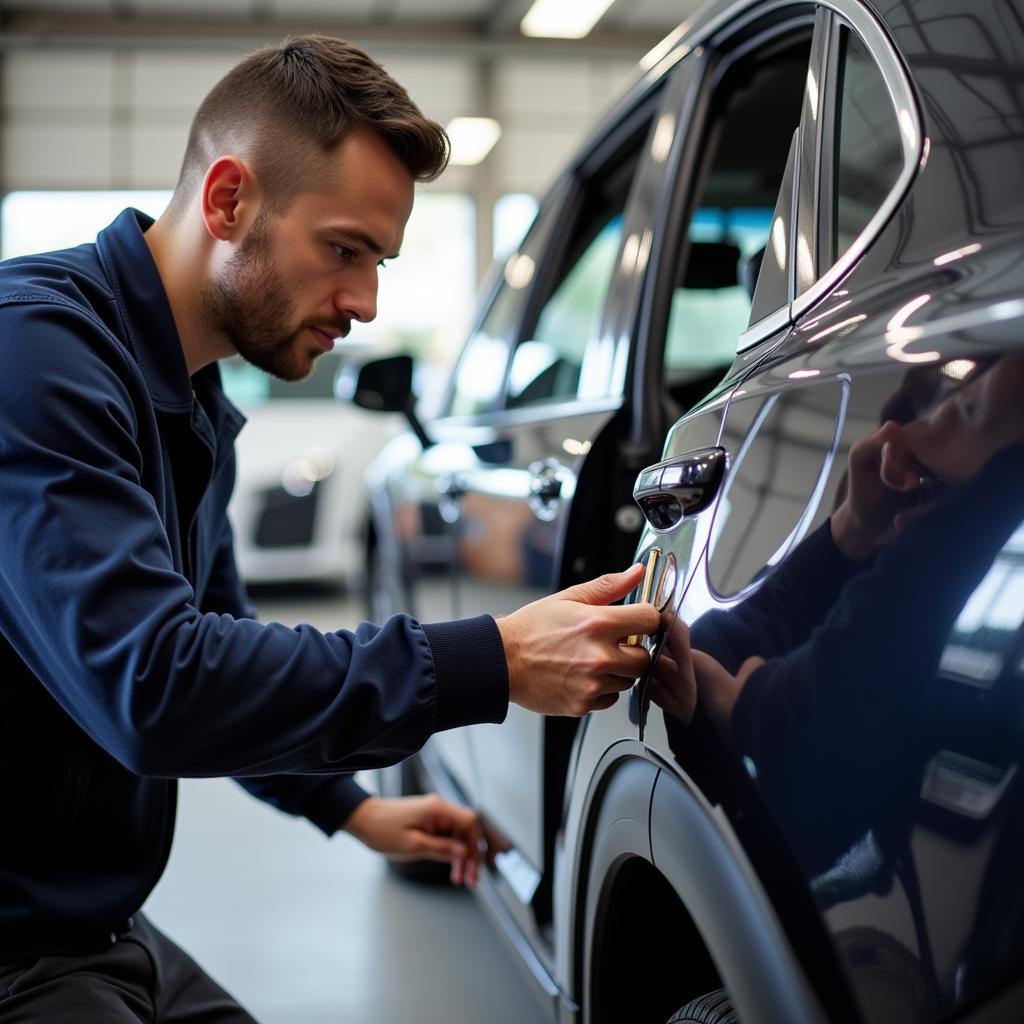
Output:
[646, 616, 764, 730]
[496, 564, 661, 716]
[343, 794, 483, 887]
[831, 421, 928, 560]
[646, 617, 697, 724]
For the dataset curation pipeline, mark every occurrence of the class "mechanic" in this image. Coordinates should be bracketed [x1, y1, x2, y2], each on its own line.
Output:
[0, 35, 661, 1022]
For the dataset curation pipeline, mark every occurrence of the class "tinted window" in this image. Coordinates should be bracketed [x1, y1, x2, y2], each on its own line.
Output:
[506, 122, 648, 411]
[506, 213, 623, 408]
[663, 36, 811, 380]
[448, 283, 520, 417]
[831, 28, 903, 265]
[447, 201, 554, 417]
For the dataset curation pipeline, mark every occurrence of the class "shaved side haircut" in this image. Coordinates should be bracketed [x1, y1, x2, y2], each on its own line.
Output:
[166, 34, 448, 219]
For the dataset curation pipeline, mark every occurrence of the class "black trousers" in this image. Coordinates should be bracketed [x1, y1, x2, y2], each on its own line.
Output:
[0, 915, 259, 1023]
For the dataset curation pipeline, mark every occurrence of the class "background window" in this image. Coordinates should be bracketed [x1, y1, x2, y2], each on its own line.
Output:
[831, 29, 903, 265]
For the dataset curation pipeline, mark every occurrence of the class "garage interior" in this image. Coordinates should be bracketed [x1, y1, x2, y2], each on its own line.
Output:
[0, 1, 704, 1021]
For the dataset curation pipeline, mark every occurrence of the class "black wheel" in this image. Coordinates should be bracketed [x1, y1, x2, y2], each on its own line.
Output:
[667, 989, 738, 1024]
[377, 755, 453, 886]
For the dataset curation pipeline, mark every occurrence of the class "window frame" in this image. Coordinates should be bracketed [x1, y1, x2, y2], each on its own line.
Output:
[495, 87, 668, 415]
[440, 180, 567, 420]
[790, 1, 923, 321]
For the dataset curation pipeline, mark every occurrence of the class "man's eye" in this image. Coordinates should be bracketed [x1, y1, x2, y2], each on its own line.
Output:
[377, 259, 389, 270]
[332, 244, 356, 262]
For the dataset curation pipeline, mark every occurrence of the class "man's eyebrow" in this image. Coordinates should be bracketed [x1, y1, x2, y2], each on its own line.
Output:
[327, 225, 399, 260]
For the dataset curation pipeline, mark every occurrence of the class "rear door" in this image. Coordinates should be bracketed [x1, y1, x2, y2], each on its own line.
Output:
[447, 91, 669, 896]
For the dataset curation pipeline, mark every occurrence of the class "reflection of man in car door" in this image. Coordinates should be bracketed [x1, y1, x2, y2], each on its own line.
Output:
[649, 353, 1024, 869]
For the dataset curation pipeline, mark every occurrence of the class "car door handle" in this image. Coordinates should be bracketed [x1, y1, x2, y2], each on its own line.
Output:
[633, 446, 728, 531]
[436, 473, 467, 524]
[528, 459, 565, 522]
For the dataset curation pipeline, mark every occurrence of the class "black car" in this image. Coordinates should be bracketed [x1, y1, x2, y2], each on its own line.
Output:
[348, 0, 1024, 1021]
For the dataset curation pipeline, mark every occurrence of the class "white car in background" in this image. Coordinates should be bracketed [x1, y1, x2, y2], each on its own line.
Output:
[224, 350, 401, 588]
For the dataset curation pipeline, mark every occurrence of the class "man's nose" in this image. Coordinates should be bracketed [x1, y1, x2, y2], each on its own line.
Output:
[335, 270, 378, 324]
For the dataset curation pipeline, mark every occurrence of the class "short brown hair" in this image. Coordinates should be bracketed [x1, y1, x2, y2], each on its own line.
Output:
[166, 35, 448, 217]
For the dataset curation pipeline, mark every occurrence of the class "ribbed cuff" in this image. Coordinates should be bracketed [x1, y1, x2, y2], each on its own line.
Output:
[422, 614, 509, 732]
[304, 775, 372, 836]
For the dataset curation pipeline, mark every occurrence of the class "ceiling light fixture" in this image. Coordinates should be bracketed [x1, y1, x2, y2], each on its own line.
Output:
[446, 117, 501, 165]
[521, 0, 617, 39]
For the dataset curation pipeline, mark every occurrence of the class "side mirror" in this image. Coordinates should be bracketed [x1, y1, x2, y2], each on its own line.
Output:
[334, 354, 432, 449]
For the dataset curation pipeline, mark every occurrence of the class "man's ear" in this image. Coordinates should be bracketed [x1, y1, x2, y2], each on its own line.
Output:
[201, 156, 260, 242]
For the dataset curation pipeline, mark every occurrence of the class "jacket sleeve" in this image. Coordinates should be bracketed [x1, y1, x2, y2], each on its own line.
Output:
[195, 513, 371, 830]
[200, 510, 258, 622]
[237, 774, 371, 835]
[0, 300, 508, 779]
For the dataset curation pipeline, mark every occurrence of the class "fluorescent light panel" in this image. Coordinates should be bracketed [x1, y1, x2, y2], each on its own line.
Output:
[446, 117, 501, 166]
[521, 0, 616, 39]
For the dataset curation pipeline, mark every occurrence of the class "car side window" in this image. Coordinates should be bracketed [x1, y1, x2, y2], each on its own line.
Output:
[505, 212, 623, 409]
[447, 201, 554, 418]
[663, 33, 812, 393]
[829, 27, 903, 267]
[504, 127, 647, 411]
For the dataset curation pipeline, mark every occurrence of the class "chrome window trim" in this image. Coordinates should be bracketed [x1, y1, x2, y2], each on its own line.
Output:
[736, 303, 792, 351]
[434, 393, 623, 432]
[790, 0, 923, 320]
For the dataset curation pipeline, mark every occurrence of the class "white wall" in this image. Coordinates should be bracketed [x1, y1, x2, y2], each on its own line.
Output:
[1, 46, 639, 197]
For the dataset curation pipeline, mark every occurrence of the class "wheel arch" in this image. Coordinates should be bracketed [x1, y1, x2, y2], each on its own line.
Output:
[568, 751, 827, 1024]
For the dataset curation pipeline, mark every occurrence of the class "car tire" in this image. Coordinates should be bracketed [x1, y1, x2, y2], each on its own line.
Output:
[378, 755, 453, 886]
[666, 989, 738, 1024]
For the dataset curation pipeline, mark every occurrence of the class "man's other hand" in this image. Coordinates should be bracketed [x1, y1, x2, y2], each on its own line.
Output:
[496, 564, 661, 717]
[343, 794, 483, 887]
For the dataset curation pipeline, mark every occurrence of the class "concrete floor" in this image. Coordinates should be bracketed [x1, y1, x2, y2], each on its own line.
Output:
[144, 587, 545, 1024]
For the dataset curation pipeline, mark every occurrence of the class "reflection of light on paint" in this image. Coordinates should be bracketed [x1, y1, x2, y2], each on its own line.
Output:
[801, 298, 852, 331]
[650, 113, 676, 162]
[771, 215, 787, 268]
[886, 293, 931, 338]
[796, 232, 813, 288]
[941, 359, 976, 381]
[635, 229, 654, 275]
[788, 369, 820, 379]
[561, 438, 592, 456]
[920, 136, 931, 168]
[886, 297, 939, 362]
[899, 108, 917, 142]
[805, 68, 818, 120]
[887, 344, 941, 364]
[807, 314, 866, 344]
[640, 30, 693, 71]
[620, 233, 640, 275]
[504, 253, 535, 289]
[934, 242, 982, 266]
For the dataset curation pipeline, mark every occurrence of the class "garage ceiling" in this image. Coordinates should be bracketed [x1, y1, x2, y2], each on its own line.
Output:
[0, 0, 705, 54]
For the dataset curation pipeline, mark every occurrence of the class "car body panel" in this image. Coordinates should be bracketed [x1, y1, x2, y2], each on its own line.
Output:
[361, 0, 1024, 1020]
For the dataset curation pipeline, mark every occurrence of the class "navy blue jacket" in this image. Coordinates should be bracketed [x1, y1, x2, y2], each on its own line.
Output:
[0, 210, 509, 957]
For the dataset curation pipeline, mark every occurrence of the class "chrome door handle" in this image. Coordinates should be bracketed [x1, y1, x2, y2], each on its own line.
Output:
[435, 473, 467, 524]
[633, 446, 728, 531]
[528, 459, 565, 522]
